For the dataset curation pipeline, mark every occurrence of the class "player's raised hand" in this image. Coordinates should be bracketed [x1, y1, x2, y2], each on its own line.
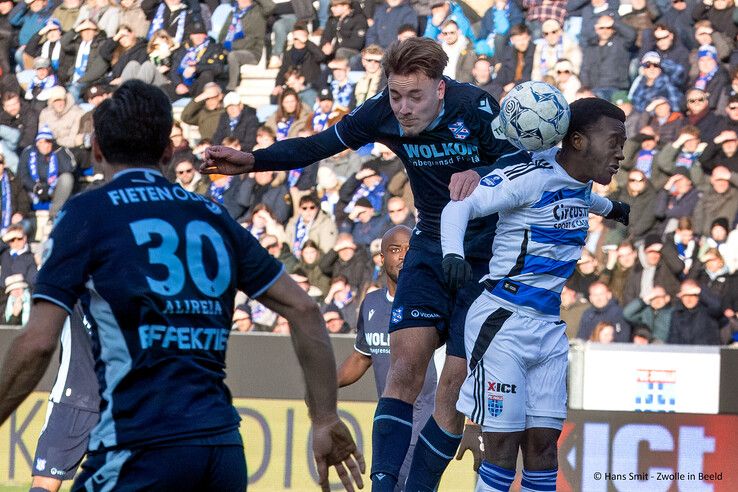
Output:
[449, 169, 481, 201]
[455, 421, 484, 471]
[313, 418, 365, 492]
[199, 145, 255, 175]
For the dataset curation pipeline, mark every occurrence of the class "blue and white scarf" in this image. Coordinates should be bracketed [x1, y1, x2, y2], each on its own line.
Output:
[40, 40, 61, 71]
[344, 180, 385, 214]
[330, 79, 353, 109]
[72, 41, 92, 83]
[311, 110, 329, 132]
[292, 216, 309, 256]
[675, 150, 700, 169]
[695, 66, 718, 92]
[26, 74, 57, 100]
[287, 169, 302, 187]
[179, 39, 210, 86]
[148, 2, 187, 44]
[276, 117, 294, 141]
[209, 176, 232, 203]
[0, 173, 11, 230]
[223, 6, 252, 51]
[28, 150, 58, 210]
[635, 149, 656, 178]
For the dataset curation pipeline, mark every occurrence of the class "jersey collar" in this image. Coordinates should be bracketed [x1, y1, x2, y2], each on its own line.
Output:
[112, 168, 165, 180]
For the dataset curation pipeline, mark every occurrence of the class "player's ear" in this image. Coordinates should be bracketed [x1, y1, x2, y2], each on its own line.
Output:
[159, 141, 174, 168]
[570, 131, 587, 152]
[437, 78, 446, 100]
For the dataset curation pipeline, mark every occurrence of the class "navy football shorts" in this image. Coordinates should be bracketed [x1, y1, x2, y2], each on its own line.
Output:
[72, 443, 247, 492]
[389, 231, 487, 358]
[33, 401, 99, 481]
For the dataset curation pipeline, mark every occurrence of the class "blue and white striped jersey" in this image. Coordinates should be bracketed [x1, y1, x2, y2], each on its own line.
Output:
[441, 148, 612, 321]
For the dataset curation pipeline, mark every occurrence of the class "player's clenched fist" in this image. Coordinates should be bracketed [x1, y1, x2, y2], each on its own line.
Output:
[442, 254, 473, 293]
[313, 419, 366, 492]
[200, 145, 255, 175]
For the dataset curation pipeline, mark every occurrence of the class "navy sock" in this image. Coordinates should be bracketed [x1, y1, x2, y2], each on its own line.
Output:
[403, 416, 462, 491]
[478, 461, 516, 491]
[521, 468, 557, 491]
[371, 397, 414, 491]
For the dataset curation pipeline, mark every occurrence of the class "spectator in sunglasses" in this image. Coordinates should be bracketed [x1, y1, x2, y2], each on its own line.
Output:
[630, 51, 683, 113]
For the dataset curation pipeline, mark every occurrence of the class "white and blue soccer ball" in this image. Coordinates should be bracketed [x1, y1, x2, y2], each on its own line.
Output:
[495, 81, 570, 152]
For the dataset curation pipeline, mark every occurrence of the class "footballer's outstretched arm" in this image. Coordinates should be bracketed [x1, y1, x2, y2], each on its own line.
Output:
[0, 301, 68, 424]
[338, 351, 372, 388]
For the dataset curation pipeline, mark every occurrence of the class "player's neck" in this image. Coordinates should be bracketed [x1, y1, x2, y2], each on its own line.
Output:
[556, 147, 589, 184]
[386, 280, 397, 298]
[105, 162, 162, 179]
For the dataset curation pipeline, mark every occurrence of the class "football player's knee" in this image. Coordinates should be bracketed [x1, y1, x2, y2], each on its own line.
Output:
[386, 358, 427, 395]
[523, 432, 558, 469]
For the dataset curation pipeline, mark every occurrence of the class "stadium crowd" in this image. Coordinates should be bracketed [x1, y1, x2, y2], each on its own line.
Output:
[0, 0, 735, 345]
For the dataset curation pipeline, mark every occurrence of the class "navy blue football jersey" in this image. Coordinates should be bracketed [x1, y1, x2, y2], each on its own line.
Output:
[33, 168, 284, 451]
[334, 78, 517, 258]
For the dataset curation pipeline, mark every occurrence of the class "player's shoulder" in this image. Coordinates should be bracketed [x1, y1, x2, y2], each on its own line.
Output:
[444, 78, 500, 113]
[479, 148, 558, 192]
[348, 88, 391, 117]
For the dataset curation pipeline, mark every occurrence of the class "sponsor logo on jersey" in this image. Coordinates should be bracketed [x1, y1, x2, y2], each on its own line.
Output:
[410, 309, 441, 319]
[448, 120, 470, 140]
[368, 309, 375, 321]
[402, 142, 479, 163]
[480, 174, 503, 188]
[488, 394, 503, 417]
[391, 307, 403, 324]
[488, 381, 518, 394]
[35, 458, 46, 471]
[365, 332, 390, 347]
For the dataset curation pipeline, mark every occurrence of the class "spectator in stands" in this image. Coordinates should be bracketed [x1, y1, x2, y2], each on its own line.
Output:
[692, 166, 738, 236]
[324, 275, 358, 327]
[286, 194, 338, 256]
[316, 166, 341, 217]
[51, 0, 80, 33]
[10, 0, 53, 54]
[668, 279, 724, 344]
[531, 19, 581, 82]
[438, 20, 475, 83]
[60, 18, 109, 100]
[340, 161, 385, 221]
[491, 24, 534, 97]
[620, 0, 659, 50]
[423, 0, 475, 43]
[78, 0, 121, 38]
[568, 248, 601, 295]
[307, 89, 345, 133]
[24, 56, 58, 112]
[213, 91, 258, 150]
[238, 168, 292, 223]
[23, 18, 62, 74]
[0, 153, 30, 230]
[341, 196, 385, 248]
[141, 0, 189, 46]
[296, 239, 331, 295]
[0, 225, 37, 289]
[17, 126, 73, 218]
[654, 170, 700, 236]
[265, 88, 310, 141]
[632, 325, 653, 344]
[651, 127, 702, 189]
[323, 304, 352, 334]
[217, 0, 272, 91]
[167, 122, 193, 175]
[690, 45, 729, 109]
[580, 15, 636, 101]
[290, 269, 324, 303]
[354, 45, 385, 105]
[522, 0, 566, 39]
[579, 0, 620, 41]
[692, 0, 737, 41]
[623, 285, 674, 342]
[396, 23, 417, 42]
[319, 232, 371, 292]
[660, 0, 694, 49]
[685, 87, 724, 141]
[385, 196, 415, 229]
[325, 56, 355, 111]
[103, 24, 148, 85]
[260, 233, 299, 272]
[37, 86, 83, 150]
[320, 0, 368, 60]
[589, 321, 615, 343]
[560, 284, 590, 339]
[119, 28, 178, 90]
[701, 130, 738, 174]
[639, 97, 685, 146]
[666, 216, 699, 275]
[624, 234, 684, 301]
[231, 303, 254, 332]
[552, 58, 581, 103]
[470, 56, 495, 95]
[118, 0, 149, 38]
[273, 22, 324, 99]
[181, 82, 224, 141]
[578, 281, 631, 342]
[630, 52, 683, 114]
[244, 202, 287, 244]
[641, 24, 689, 89]
[280, 69, 318, 108]
[718, 77, 738, 118]
[479, 0, 523, 56]
[366, 0, 417, 49]
[614, 169, 657, 242]
[174, 158, 209, 195]
[0, 92, 38, 170]
[3, 274, 30, 326]
[691, 248, 738, 301]
[171, 20, 227, 98]
[701, 217, 731, 258]
[600, 240, 639, 306]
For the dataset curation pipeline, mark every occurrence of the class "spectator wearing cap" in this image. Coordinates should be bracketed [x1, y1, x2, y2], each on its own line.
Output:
[101, 24, 148, 85]
[684, 88, 724, 142]
[212, 92, 258, 151]
[580, 14, 636, 101]
[438, 20, 476, 83]
[531, 19, 581, 82]
[286, 194, 338, 256]
[38, 85, 83, 149]
[491, 24, 534, 98]
[655, 170, 700, 234]
[0, 225, 37, 289]
[354, 45, 386, 105]
[641, 24, 689, 89]
[325, 56, 356, 111]
[477, 0, 523, 57]
[424, 1, 475, 43]
[689, 44, 728, 109]
[366, 0, 417, 49]
[17, 125, 73, 218]
[690, 21, 733, 67]
[623, 285, 674, 342]
[217, 0, 273, 91]
[320, 0, 368, 61]
[614, 169, 658, 241]
[0, 92, 39, 170]
[181, 82, 225, 141]
[693, 165, 738, 236]
[265, 88, 311, 141]
[10, 0, 53, 49]
[141, 0, 189, 45]
[23, 58, 58, 112]
[273, 22, 325, 99]
[323, 304, 352, 334]
[630, 51, 683, 114]
[577, 281, 632, 342]
[295, 239, 331, 296]
[170, 20, 227, 98]
[260, 233, 299, 273]
[3, 273, 30, 326]
[319, 232, 371, 293]
[701, 129, 738, 174]
[23, 18, 61, 73]
[340, 196, 385, 248]
[231, 303, 254, 332]
[668, 279, 723, 345]
[692, 0, 737, 40]
[470, 56, 496, 95]
[624, 234, 684, 300]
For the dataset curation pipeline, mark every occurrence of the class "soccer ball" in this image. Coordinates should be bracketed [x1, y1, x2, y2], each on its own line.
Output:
[496, 81, 570, 152]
